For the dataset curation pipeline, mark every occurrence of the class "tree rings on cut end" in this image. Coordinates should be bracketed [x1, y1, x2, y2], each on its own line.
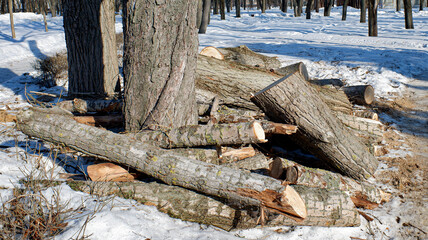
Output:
[200, 46, 224, 60]
[252, 121, 267, 142]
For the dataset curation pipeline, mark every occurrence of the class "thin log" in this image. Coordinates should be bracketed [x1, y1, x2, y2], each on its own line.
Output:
[87, 163, 134, 182]
[224, 154, 272, 171]
[57, 98, 122, 113]
[61, 180, 360, 229]
[335, 112, 385, 137]
[220, 146, 256, 163]
[131, 121, 266, 149]
[73, 115, 122, 128]
[17, 107, 306, 219]
[309, 78, 344, 87]
[251, 72, 379, 180]
[342, 85, 375, 105]
[353, 110, 379, 121]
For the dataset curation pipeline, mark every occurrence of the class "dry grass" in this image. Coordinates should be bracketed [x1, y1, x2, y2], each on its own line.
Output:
[34, 52, 68, 87]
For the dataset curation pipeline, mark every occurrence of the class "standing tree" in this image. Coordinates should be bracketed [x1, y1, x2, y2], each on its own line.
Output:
[235, 0, 241, 17]
[63, 0, 119, 97]
[8, 0, 15, 39]
[396, 0, 400, 11]
[403, 0, 414, 29]
[342, 0, 349, 20]
[122, 0, 198, 132]
[220, 0, 226, 19]
[306, 0, 313, 19]
[360, 0, 366, 22]
[281, 0, 287, 12]
[368, 0, 379, 36]
[324, 0, 333, 16]
[199, 0, 211, 33]
[261, 0, 266, 13]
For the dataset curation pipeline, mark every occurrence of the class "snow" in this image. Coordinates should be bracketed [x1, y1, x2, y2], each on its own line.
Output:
[0, 7, 427, 240]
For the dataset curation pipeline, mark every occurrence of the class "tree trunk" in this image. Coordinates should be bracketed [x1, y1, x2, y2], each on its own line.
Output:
[8, 0, 15, 39]
[220, 0, 226, 19]
[235, 0, 241, 17]
[63, 0, 119, 97]
[324, 0, 333, 16]
[214, 0, 219, 14]
[342, 0, 349, 20]
[217, 45, 281, 69]
[262, 0, 266, 12]
[342, 85, 375, 105]
[226, 0, 231, 12]
[312, 84, 353, 114]
[122, 0, 198, 132]
[197, 0, 203, 30]
[199, 0, 211, 33]
[17, 107, 307, 220]
[306, 0, 313, 19]
[131, 121, 266, 149]
[419, 0, 424, 10]
[63, 180, 359, 229]
[360, 0, 366, 22]
[1, 0, 6, 14]
[251, 72, 378, 180]
[282, 0, 288, 12]
[403, 0, 414, 29]
[396, 0, 400, 11]
[315, 0, 319, 12]
[50, 0, 57, 17]
[368, 0, 378, 36]
[41, 0, 48, 32]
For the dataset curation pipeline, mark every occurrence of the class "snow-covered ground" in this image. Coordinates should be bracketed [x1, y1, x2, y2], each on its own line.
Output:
[0, 7, 427, 240]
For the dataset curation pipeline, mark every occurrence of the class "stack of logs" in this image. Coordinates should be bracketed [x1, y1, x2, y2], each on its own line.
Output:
[16, 46, 389, 231]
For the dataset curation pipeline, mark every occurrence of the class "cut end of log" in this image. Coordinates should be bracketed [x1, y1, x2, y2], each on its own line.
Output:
[252, 121, 267, 142]
[87, 163, 134, 182]
[200, 46, 224, 60]
[281, 185, 308, 219]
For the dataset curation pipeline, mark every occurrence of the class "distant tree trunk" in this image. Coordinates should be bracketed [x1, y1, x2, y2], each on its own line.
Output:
[122, 0, 198, 132]
[214, 0, 219, 14]
[235, 0, 241, 17]
[8, 0, 15, 39]
[262, 0, 266, 12]
[315, 0, 320, 12]
[50, 0, 57, 17]
[342, 0, 349, 20]
[63, 0, 119, 97]
[220, 0, 226, 19]
[243, 0, 246, 9]
[293, 0, 298, 15]
[1, 0, 6, 14]
[403, 0, 414, 28]
[114, 0, 120, 12]
[419, 0, 423, 10]
[281, 0, 287, 12]
[298, 0, 303, 15]
[360, 0, 366, 22]
[324, 0, 333, 16]
[197, 0, 203, 28]
[40, 0, 48, 32]
[306, 0, 313, 18]
[368, 0, 378, 36]
[226, 0, 231, 12]
[395, 0, 400, 11]
[249, 0, 253, 9]
[199, 0, 211, 33]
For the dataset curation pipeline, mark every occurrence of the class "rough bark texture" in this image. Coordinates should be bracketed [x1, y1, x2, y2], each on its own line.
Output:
[17, 107, 306, 218]
[335, 112, 385, 137]
[360, 0, 366, 22]
[63, 0, 119, 97]
[368, 0, 378, 36]
[131, 121, 266, 149]
[63, 180, 359, 230]
[312, 84, 353, 115]
[324, 0, 333, 16]
[403, 0, 414, 29]
[217, 45, 281, 70]
[275, 62, 309, 81]
[251, 72, 378, 180]
[235, 0, 241, 17]
[198, 0, 211, 34]
[57, 98, 122, 114]
[122, 0, 198, 132]
[342, 85, 375, 105]
[8, 0, 15, 39]
[342, 0, 349, 20]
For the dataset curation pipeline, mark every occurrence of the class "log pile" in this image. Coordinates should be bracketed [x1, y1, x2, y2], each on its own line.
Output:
[16, 46, 389, 231]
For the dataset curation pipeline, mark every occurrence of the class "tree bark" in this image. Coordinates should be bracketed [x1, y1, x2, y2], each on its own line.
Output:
[214, 0, 219, 14]
[312, 85, 353, 114]
[197, 0, 203, 29]
[368, 0, 378, 36]
[63, 0, 119, 97]
[335, 112, 385, 137]
[262, 0, 266, 12]
[281, 0, 288, 12]
[306, 0, 313, 19]
[122, 0, 198, 132]
[8, 0, 15, 39]
[50, 0, 57, 17]
[324, 0, 333, 16]
[217, 45, 281, 70]
[220, 0, 226, 19]
[395, 0, 400, 11]
[61, 180, 360, 229]
[131, 121, 266, 149]
[251, 72, 378, 180]
[235, 0, 241, 17]
[360, 0, 366, 22]
[342, 85, 375, 105]
[17, 107, 307, 219]
[342, 0, 349, 20]
[403, 0, 414, 29]
[199, 0, 211, 34]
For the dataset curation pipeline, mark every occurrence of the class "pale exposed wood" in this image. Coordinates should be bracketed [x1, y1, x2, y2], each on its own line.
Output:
[73, 115, 122, 128]
[261, 121, 298, 135]
[342, 85, 375, 105]
[131, 121, 266, 149]
[200, 46, 224, 60]
[87, 163, 134, 182]
[17, 107, 306, 218]
[220, 146, 256, 163]
[251, 71, 379, 180]
[275, 62, 309, 81]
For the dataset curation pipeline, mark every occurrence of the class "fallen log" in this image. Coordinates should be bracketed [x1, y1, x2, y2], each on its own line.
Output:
[131, 121, 266, 149]
[17, 107, 307, 219]
[335, 112, 385, 137]
[353, 110, 379, 121]
[342, 85, 375, 105]
[312, 84, 353, 115]
[62, 180, 360, 229]
[217, 45, 281, 70]
[220, 146, 256, 163]
[251, 72, 379, 180]
[73, 115, 122, 128]
[275, 62, 309, 82]
[57, 98, 122, 113]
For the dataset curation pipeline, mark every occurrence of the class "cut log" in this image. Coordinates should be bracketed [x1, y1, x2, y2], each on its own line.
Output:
[57, 98, 122, 113]
[220, 146, 256, 163]
[353, 110, 379, 121]
[224, 154, 272, 171]
[217, 45, 281, 70]
[275, 62, 309, 82]
[17, 107, 306, 219]
[309, 78, 344, 87]
[131, 121, 266, 149]
[335, 112, 385, 137]
[312, 84, 353, 115]
[251, 72, 378, 180]
[342, 85, 375, 105]
[200, 46, 225, 60]
[63, 180, 359, 229]
[87, 163, 134, 182]
[73, 115, 122, 128]
[261, 122, 298, 135]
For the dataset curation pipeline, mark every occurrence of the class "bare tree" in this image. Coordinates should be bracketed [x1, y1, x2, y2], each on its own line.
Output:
[122, 0, 198, 132]
[8, 0, 15, 39]
[368, 0, 379, 36]
[199, 0, 211, 33]
[403, 0, 414, 28]
[220, 0, 226, 19]
[235, 0, 241, 17]
[360, 0, 366, 22]
[342, 0, 349, 20]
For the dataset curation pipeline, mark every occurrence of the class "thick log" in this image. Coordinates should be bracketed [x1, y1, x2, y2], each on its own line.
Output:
[251, 72, 379, 180]
[335, 112, 385, 137]
[131, 121, 266, 149]
[217, 45, 281, 70]
[17, 107, 306, 219]
[313, 84, 353, 115]
[62, 180, 360, 229]
[275, 62, 309, 81]
[342, 85, 375, 105]
[200, 46, 225, 60]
